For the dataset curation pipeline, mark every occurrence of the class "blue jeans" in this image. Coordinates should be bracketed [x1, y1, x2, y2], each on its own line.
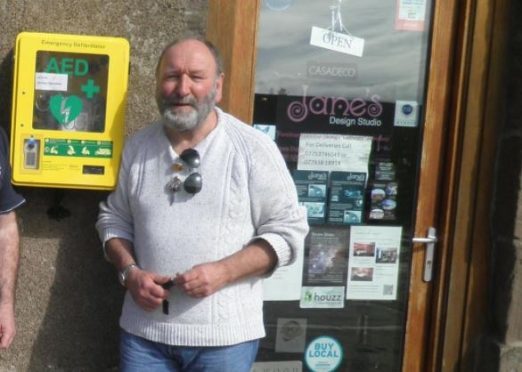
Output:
[120, 329, 259, 372]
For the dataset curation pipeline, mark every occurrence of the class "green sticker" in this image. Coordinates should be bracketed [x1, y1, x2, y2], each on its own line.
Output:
[43, 138, 113, 158]
[49, 95, 83, 124]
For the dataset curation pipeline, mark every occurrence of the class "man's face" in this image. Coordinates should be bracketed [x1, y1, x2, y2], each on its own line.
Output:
[156, 40, 223, 132]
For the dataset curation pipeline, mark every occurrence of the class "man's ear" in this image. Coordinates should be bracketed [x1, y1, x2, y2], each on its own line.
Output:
[214, 73, 225, 103]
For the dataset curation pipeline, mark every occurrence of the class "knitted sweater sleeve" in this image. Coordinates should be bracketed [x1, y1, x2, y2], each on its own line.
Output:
[247, 132, 309, 269]
[95, 134, 136, 251]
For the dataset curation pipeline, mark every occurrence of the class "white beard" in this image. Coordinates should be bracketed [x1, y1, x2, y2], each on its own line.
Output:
[160, 88, 217, 132]
[162, 107, 200, 132]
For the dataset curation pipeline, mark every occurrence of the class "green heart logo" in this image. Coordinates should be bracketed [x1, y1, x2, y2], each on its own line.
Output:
[49, 95, 83, 125]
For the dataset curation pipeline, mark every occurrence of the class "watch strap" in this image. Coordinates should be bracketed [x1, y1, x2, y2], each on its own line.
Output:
[119, 263, 139, 287]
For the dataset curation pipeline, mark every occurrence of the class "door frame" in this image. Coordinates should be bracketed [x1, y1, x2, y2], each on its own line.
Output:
[430, 0, 509, 370]
[400, 1, 459, 370]
[206, 0, 506, 370]
[206, 0, 260, 124]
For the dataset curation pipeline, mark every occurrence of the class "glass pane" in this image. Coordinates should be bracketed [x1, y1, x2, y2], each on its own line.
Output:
[33, 51, 108, 132]
[253, 0, 434, 371]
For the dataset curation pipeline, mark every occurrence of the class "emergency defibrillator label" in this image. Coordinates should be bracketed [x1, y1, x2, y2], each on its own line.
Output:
[43, 138, 113, 158]
[33, 51, 109, 133]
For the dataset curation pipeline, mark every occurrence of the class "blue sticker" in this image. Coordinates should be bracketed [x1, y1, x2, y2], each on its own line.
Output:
[402, 104, 414, 115]
[305, 336, 343, 371]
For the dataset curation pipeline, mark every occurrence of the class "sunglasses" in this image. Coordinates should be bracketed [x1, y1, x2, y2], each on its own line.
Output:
[167, 148, 202, 195]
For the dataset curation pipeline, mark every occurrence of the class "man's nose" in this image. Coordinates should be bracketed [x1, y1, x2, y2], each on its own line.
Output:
[175, 75, 190, 96]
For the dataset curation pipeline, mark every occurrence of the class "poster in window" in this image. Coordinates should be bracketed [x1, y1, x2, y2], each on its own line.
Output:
[346, 225, 402, 300]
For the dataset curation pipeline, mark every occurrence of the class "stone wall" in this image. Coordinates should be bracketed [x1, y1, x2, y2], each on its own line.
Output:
[0, 1, 208, 370]
[490, 0, 522, 371]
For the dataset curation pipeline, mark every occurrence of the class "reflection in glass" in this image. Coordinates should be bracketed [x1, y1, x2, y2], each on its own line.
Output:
[33, 51, 109, 133]
[253, 0, 434, 370]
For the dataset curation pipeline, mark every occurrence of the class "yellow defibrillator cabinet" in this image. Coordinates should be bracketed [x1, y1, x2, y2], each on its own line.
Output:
[10, 32, 129, 190]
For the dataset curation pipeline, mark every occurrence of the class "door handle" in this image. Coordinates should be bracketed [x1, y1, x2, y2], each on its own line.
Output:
[412, 227, 437, 282]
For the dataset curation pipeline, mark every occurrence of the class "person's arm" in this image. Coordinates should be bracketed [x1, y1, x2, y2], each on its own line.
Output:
[175, 239, 277, 298]
[178, 130, 309, 298]
[96, 135, 169, 311]
[0, 211, 20, 349]
[104, 236, 138, 272]
[105, 237, 171, 311]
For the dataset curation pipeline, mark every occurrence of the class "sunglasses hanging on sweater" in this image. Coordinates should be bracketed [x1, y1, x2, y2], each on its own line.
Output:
[166, 148, 202, 203]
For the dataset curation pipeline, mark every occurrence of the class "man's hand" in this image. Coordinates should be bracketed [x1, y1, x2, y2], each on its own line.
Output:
[125, 269, 172, 312]
[176, 240, 277, 299]
[175, 261, 229, 298]
[104, 238, 172, 312]
[0, 304, 15, 349]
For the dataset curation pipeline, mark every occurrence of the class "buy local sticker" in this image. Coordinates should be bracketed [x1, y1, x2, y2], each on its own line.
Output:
[305, 336, 343, 371]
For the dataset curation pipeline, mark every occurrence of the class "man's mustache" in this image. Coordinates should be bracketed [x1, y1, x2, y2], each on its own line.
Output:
[162, 96, 197, 107]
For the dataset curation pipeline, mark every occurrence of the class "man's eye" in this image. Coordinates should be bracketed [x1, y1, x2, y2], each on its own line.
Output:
[163, 73, 179, 80]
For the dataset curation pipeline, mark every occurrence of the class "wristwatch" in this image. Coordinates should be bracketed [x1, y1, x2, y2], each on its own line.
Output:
[118, 263, 139, 287]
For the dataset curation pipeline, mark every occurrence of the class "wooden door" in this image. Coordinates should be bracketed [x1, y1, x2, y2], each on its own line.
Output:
[207, 1, 471, 370]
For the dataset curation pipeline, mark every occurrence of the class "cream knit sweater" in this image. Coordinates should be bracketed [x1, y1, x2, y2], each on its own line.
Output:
[96, 108, 309, 346]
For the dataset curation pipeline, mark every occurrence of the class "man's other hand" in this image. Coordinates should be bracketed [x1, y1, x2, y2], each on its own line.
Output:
[175, 261, 229, 298]
[126, 269, 172, 312]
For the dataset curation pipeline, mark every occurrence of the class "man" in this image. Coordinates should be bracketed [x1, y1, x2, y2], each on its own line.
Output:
[96, 37, 308, 371]
[0, 127, 25, 349]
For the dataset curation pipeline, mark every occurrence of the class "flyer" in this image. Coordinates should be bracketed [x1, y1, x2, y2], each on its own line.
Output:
[297, 133, 372, 175]
[303, 226, 349, 285]
[346, 226, 402, 300]
[395, 0, 427, 31]
[293, 170, 328, 224]
[369, 161, 398, 221]
[263, 235, 305, 301]
[327, 171, 366, 225]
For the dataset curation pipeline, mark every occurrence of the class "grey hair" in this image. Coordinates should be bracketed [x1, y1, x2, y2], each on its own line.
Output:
[155, 36, 224, 77]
